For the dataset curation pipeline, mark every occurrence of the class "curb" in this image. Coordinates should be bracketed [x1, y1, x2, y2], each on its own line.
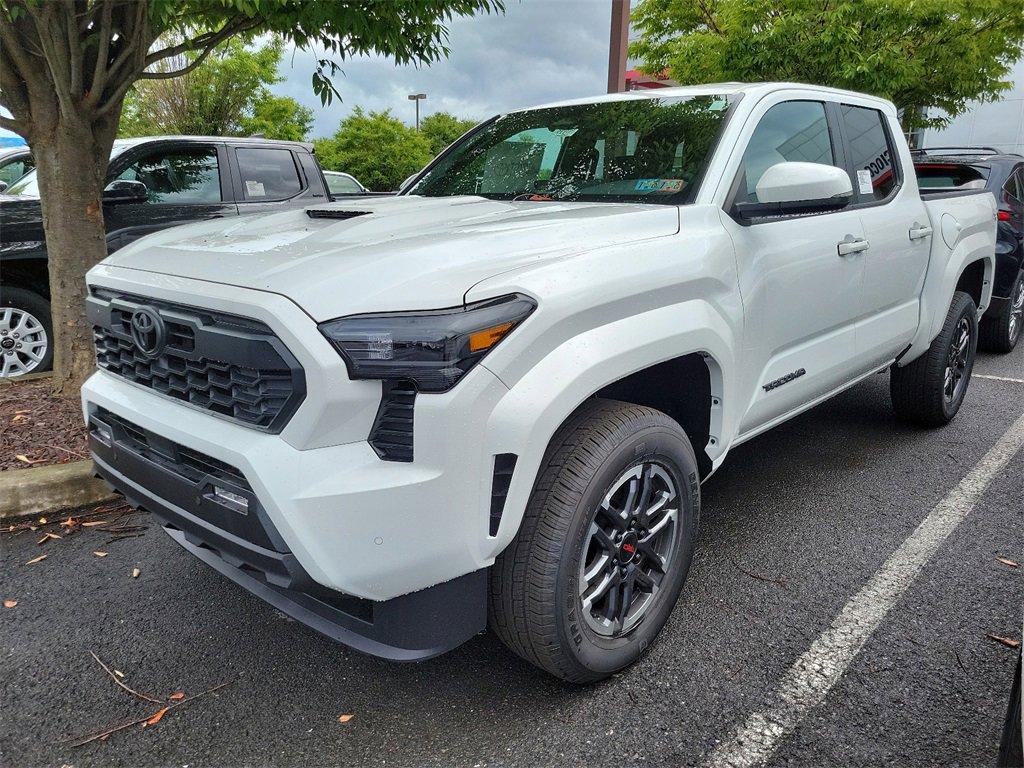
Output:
[0, 460, 117, 520]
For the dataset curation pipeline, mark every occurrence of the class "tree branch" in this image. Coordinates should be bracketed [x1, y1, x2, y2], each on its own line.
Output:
[88, 0, 114, 99]
[142, 17, 261, 71]
[0, 114, 28, 136]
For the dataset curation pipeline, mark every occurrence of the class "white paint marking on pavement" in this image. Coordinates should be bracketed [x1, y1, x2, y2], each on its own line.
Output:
[705, 410, 1024, 768]
[974, 374, 1024, 384]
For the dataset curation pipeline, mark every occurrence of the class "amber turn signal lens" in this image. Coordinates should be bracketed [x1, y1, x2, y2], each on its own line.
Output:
[468, 322, 514, 353]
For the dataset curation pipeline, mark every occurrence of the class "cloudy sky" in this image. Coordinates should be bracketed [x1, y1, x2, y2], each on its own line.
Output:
[273, 0, 614, 139]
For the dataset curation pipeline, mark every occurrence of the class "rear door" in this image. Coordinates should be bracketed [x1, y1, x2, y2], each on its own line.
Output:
[229, 145, 327, 216]
[836, 104, 931, 367]
[721, 98, 868, 436]
[104, 142, 237, 252]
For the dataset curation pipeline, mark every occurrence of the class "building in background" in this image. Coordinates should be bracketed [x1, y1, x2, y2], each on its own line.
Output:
[922, 57, 1024, 154]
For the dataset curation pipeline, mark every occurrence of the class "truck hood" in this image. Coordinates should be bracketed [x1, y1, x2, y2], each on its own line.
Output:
[102, 195, 679, 320]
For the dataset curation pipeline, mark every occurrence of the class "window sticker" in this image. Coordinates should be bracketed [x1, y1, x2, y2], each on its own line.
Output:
[634, 178, 684, 193]
[245, 179, 266, 197]
[857, 169, 873, 196]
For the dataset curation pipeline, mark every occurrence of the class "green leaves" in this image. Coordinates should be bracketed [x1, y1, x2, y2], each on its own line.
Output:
[420, 112, 478, 155]
[314, 108, 435, 192]
[630, 0, 1024, 130]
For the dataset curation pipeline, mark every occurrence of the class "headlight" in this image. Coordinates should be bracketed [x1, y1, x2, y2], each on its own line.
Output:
[318, 293, 536, 392]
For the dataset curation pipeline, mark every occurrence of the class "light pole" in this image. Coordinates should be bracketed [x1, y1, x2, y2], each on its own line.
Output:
[607, 0, 630, 93]
[408, 93, 427, 130]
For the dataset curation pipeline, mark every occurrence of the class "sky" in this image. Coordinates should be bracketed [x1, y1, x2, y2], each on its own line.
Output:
[271, 0, 614, 139]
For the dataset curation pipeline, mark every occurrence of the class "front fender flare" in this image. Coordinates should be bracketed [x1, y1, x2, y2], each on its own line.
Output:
[479, 300, 735, 559]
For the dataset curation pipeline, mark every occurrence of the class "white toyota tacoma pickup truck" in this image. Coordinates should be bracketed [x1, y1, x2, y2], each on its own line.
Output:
[82, 83, 996, 682]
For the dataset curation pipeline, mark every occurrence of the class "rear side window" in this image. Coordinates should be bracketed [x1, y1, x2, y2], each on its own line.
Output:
[914, 163, 989, 189]
[0, 154, 34, 186]
[840, 105, 898, 202]
[1003, 168, 1023, 203]
[738, 101, 837, 204]
[236, 148, 302, 200]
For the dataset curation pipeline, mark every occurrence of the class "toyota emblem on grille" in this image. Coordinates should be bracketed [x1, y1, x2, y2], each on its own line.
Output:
[129, 307, 166, 357]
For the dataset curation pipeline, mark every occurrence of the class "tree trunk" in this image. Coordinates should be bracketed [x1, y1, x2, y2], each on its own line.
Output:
[32, 115, 118, 398]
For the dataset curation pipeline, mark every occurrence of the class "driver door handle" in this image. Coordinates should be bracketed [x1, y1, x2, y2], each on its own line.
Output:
[837, 236, 870, 256]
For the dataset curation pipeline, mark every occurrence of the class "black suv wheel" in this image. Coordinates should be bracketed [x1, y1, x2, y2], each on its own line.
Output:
[980, 270, 1024, 354]
[489, 399, 700, 682]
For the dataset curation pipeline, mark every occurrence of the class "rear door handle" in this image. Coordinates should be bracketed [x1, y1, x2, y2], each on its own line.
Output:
[909, 223, 933, 240]
[837, 236, 870, 256]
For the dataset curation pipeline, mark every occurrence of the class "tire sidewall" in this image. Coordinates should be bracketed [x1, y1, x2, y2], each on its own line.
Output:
[554, 424, 699, 680]
[0, 287, 54, 375]
[941, 294, 978, 421]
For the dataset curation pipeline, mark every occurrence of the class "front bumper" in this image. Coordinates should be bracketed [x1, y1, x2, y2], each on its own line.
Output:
[88, 406, 486, 660]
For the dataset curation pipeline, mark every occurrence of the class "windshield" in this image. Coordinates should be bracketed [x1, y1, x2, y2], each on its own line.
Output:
[408, 94, 733, 204]
[3, 141, 135, 198]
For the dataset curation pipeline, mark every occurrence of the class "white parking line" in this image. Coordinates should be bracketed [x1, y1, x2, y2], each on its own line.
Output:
[974, 374, 1024, 384]
[704, 410, 1024, 768]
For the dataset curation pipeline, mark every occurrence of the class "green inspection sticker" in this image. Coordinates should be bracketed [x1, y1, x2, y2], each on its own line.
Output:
[634, 179, 684, 193]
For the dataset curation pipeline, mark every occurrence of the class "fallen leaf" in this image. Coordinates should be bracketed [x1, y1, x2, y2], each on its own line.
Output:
[338, 714, 355, 724]
[37, 517, 47, 524]
[25, 554, 47, 565]
[14, 409, 30, 414]
[37, 532, 61, 545]
[996, 557, 1020, 568]
[82, 521, 109, 527]
[131, 567, 141, 578]
[114, 670, 125, 678]
[93, 551, 108, 558]
[3, 599, 17, 608]
[15, 455, 44, 464]
[168, 692, 185, 701]
[987, 634, 1021, 649]
[60, 517, 76, 528]
[11, 414, 29, 424]
[144, 707, 169, 727]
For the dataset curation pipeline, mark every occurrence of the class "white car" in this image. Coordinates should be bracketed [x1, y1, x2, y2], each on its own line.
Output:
[322, 170, 368, 197]
[83, 83, 996, 682]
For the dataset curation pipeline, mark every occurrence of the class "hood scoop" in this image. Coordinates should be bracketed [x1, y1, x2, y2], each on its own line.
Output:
[306, 208, 372, 220]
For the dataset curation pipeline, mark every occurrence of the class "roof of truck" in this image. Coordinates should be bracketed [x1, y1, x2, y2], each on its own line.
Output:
[520, 82, 894, 113]
[111, 135, 314, 151]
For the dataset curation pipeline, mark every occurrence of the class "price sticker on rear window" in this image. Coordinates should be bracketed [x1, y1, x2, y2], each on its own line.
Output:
[857, 170, 873, 196]
[635, 179, 684, 193]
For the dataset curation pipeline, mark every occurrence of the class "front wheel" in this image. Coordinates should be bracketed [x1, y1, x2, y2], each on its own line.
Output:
[0, 286, 53, 378]
[489, 399, 700, 683]
[890, 290, 978, 427]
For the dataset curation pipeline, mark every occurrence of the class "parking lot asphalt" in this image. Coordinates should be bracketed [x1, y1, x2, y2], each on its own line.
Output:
[2, 347, 1021, 768]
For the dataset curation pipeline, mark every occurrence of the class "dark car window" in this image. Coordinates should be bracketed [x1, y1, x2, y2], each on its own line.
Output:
[914, 162, 990, 190]
[236, 148, 302, 200]
[840, 105, 898, 202]
[0, 154, 34, 186]
[739, 101, 837, 203]
[1003, 168, 1023, 203]
[116, 147, 221, 204]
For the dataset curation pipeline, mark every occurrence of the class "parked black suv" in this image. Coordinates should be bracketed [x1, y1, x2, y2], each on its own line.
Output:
[0, 136, 330, 377]
[913, 147, 1024, 353]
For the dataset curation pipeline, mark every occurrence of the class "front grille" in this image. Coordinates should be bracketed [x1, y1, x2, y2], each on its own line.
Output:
[88, 288, 305, 431]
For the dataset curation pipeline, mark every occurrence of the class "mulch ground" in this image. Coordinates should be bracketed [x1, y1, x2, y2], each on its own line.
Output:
[0, 378, 90, 471]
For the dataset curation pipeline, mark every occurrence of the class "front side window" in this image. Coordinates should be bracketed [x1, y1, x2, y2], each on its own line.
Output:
[117, 147, 221, 204]
[840, 105, 898, 202]
[409, 94, 733, 204]
[738, 101, 837, 203]
[236, 148, 302, 200]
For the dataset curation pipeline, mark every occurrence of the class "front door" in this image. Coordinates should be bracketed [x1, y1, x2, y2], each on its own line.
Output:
[104, 143, 236, 253]
[722, 100, 867, 437]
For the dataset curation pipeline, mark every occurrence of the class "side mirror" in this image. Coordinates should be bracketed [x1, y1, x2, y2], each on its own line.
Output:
[735, 162, 853, 220]
[0, 181, 8, 193]
[103, 179, 148, 204]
